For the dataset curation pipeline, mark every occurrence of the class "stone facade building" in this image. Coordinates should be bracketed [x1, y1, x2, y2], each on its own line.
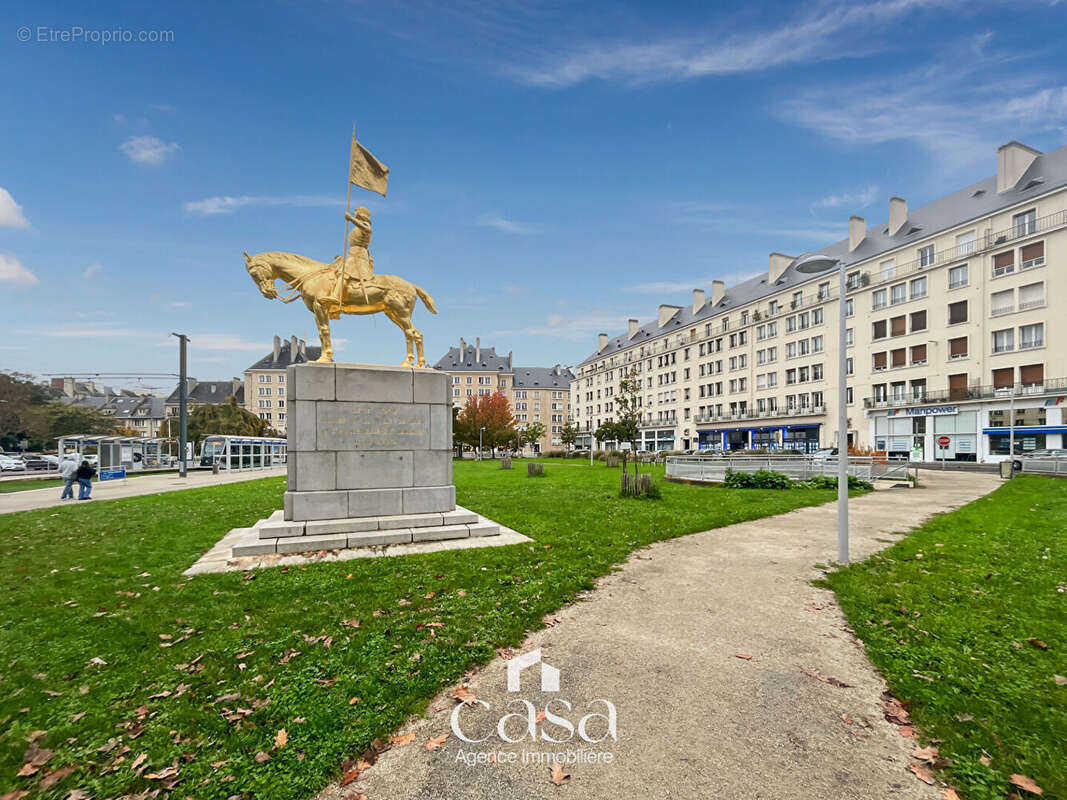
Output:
[572, 141, 1067, 463]
[243, 336, 319, 434]
[433, 338, 574, 452]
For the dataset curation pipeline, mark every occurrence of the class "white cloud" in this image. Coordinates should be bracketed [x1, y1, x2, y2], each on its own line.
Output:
[518, 310, 638, 341]
[510, 0, 954, 87]
[0, 188, 30, 228]
[83, 263, 102, 279]
[779, 39, 1067, 170]
[0, 253, 39, 286]
[811, 185, 879, 211]
[476, 213, 543, 234]
[120, 135, 180, 165]
[183, 195, 345, 216]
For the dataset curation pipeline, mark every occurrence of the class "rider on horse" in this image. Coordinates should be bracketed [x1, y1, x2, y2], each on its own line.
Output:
[325, 206, 375, 318]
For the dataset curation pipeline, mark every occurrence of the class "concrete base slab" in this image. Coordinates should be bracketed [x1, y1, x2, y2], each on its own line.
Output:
[185, 505, 525, 575]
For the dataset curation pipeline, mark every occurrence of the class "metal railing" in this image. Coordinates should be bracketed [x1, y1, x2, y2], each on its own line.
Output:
[1018, 456, 1067, 476]
[665, 454, 911, 482]
[693, 405, 825, 424]
[864, 376, 1067, 409]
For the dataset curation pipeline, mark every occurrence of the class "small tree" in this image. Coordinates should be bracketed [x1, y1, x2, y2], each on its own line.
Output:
[559, 420, 579, 450]
[594, 421, 622, 449]
[161, 397, 273, 448]
[521, 421, 546, 453]
[614, 367, 643, 475]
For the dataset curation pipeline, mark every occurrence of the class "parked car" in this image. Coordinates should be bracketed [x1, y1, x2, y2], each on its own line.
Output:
[21, 454, 55, 471]
[0, 455, 27, 472]
[812, 447, 839, 463]
[1014, 448, 1067, 472]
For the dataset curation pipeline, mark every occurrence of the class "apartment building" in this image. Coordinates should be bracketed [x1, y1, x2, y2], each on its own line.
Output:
[433, 337, 574, 452]
[243, 335, 319, 434]
[572, 141, 1066, 463]
[63, 393, 167, 437]
[164, 379, 244, 421]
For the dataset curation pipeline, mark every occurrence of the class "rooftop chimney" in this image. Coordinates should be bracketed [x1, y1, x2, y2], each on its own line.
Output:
[768, 253, 794, 283]
[598, 333, 609, 352]
[848, 216, 866, 252]
[658, 304, 681, 327]
[711, 280, 725, 305]
[889, 197, 907, 235]
[298, 339, 306, 359]
[692, 288, 706, 314]
[290, 336, 298, 362]
[628, 318, 639, 339]
[459, 337, 466, 359]
[508, 351, 513, 369]
[232, 378, 242, 396]
[273, 335, 280, 363]
[475, 337, 481, 362]
[997, 141, 1041, 193]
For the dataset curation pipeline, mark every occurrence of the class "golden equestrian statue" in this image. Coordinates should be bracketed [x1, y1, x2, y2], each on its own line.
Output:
[242, 130, 437, 367]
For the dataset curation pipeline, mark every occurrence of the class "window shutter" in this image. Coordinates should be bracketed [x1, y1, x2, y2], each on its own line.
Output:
[873, 352, 887, 369]
[992, 367, 1014, 388]
[911, 344, 927, 363]
[891, 316, 906, 336]
[993, 251, 1014, 268]
[1021, 242, 1044, 261]
[949, 337, 968, 357]
[1020, 364, 1044, 385]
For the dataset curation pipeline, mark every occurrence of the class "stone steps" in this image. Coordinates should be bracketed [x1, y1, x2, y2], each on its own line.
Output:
[232, 504, 499, 557]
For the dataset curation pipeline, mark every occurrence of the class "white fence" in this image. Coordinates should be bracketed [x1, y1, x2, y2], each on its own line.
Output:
[1018, 456, 1067, 476]
[665, 454, 911, 483]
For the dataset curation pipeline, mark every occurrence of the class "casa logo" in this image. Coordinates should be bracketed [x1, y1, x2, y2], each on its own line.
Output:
[449, 649, 618, 744]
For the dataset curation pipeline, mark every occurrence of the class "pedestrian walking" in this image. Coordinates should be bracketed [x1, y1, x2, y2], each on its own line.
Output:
[76, 460, 96, 500]
[59, 456, 77, 500]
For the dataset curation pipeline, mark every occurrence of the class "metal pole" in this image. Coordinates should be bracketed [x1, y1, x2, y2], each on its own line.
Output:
[478, 427, 483, 461]
[171, 333, 189, 478]
[1008, 383, 1016, 471]
[837, 266, 849, 565]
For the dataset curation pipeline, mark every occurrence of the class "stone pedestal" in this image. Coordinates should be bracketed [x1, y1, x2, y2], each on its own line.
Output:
[230, 363, 500, 558]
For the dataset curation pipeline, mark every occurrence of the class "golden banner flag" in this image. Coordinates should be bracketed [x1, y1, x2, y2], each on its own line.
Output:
[349, 136, 389, 197]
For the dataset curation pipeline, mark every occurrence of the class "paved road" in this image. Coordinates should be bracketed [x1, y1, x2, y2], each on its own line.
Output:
[325, 471, 1001, 800]
[0, 467, 286, 514]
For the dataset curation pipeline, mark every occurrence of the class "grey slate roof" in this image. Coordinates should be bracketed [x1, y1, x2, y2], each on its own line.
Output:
[433, 345, 512, 372]
[166, 380, 242, 405]
[247, 340, 321, 370]
[512, 366, 575, 389]
[579, 142, 1067, 366]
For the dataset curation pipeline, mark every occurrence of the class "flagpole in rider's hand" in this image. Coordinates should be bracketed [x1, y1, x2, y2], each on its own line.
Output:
[342, 125, 390, 308]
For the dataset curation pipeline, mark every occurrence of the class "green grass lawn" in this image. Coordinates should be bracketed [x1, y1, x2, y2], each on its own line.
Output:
[825, 475, 1067, 800]
[0, 477, 64, 493]
[0, 459, 834, 800]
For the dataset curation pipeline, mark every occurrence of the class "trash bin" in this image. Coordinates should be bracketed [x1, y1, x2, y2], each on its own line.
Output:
[212, 460, 220, 475]
[999, 460, 1013, 479]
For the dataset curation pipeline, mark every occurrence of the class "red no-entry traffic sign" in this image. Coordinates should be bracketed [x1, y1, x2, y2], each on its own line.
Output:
[937, 435, 950, 447]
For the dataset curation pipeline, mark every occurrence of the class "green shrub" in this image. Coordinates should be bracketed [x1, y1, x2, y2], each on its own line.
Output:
[723, 469, 793, 489]
[802, 474, 874, 491]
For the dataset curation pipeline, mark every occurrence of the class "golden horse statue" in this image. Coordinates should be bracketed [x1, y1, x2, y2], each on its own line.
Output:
[243, 247, 437, 366]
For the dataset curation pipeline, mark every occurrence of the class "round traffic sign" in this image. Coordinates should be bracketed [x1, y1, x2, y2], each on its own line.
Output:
[937, 435, 950, 447]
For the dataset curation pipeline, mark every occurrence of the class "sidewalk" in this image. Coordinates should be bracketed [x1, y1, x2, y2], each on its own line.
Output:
[326, 471, 1001, 800]
[0, 468, 286, 514]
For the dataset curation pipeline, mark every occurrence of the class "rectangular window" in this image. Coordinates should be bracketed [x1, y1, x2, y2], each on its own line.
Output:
[1018, 281, 1044, 311]
[1021, 241, 1045, 269]
[910, 344, 927, 365]
[948, 373, 969, 400]
[993, 251, 1014, 277]
[891, 348, 907, 368]
[918, 244, 935, 267]
[1019, 323, 1044, 350]
[910, 276, 927, 299]
[992, 328, 1014, 353]
[992, 366, 1014, 389]
[949, 336, 968, 359]
[956, 230, 977, 255]
[873, 352, 887, 371]
[890, 315, 906, 337]
[910, 309, 927, 332]
[990, 288, 1014, 316]
[948, 300, 968, 325]
[880, 259, 896, 281]
[872, 320, 887, 340]
[948, 264, 968, 289]
[845, 328, 853, 346]
[818, 281, 830, 300]
[891, 283, 907, 305]
[872, 289, 887, 310]
[846, 298, 854, 317]
[1013, 209, 1036, 238]
[1020, 363, 1044, 386]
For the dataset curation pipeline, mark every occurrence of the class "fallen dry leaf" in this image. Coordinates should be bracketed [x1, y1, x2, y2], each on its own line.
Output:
[274, 728, 288, 749]
[145, 765, 179, 780]
[40, 765, 76, 789]
[912, 746, 940, 762]
[549, 761, 570, 786]
[1027, 638, 1049, 650]
[424, 733, 449, 751]
[1009, 774, 1044, 795]
[340, 767, 361, 786]
[735, 653, 754, 661]
[909, 762, 936, 785]
[254, 751, 271, 763]
[451, 686, 477, 705]
[979, 753, 992, 766]
[1053, 674, 1066, 686]
[349, 696, 361, 705]
[942, 790, 961, 800]
[389, 732, 416, 746]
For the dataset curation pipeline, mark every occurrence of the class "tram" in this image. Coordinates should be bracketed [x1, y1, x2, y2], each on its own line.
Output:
[199, 435, 287, 470]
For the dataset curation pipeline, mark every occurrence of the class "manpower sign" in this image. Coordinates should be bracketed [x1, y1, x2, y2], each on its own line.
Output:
[451, 649, 618, 767]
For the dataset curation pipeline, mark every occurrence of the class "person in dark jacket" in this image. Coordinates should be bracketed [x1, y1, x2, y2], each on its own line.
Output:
[76, 460, 96, 500]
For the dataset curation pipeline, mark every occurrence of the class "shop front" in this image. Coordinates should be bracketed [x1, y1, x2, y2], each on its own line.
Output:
[695, 424, 822, 453]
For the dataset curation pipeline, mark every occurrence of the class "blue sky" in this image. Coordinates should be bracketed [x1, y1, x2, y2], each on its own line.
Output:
[3, 0, 1067, 389]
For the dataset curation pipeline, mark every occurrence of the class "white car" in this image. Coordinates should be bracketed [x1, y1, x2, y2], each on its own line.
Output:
[0, 455, 27, 472]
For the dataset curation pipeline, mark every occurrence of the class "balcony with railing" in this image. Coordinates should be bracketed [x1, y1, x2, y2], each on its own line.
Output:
[863, 376, 1067, 409]
[693, 404, 826, 425]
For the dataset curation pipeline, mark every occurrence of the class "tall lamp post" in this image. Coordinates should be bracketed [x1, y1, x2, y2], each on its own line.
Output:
[794, 254, 850, 564]
[478, 426, 485, 461]
[171, 333, 189, 478]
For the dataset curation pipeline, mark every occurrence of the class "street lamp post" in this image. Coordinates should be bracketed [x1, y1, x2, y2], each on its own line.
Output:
[170, 333, 190, 479]
[478, 426, 485, 461]
[795, 254, 850, 564]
